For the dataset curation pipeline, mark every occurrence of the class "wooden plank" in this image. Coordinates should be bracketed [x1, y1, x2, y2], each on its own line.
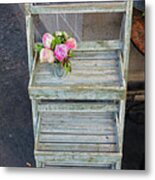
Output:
[29, 88, 125, 100]
[28, 47, 125, 100]
[44, 162, 112, 168]
[41, 112, 115, 121]
[35, 150, 121, 167]
[76, 40, 123, 51]
[39, 134, 116, 144]
[31, 100, 38, 136]
[40, 112, 116, 133]
[36, 59, 119, 71]
[34, 151, 122, 161]
[123, 0, 133, 80]
[37, 143, 117, 153]
[119, 100, 126, 153]
[34, 113, 41, 151]
[25, 13, 34, 75]
[36, 69, 119, 76]
[30, 2, 127, 14]
[40, 123, 115, 135]
[38, 102, 118, 112]
[73, 50, 118, 60]
[40, 114, 115, 124]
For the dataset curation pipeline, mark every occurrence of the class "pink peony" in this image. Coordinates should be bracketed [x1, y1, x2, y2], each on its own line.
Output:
[40, 48, 55, 63]
[42, 33, 54, 49]
[54, 44, 68, 62]
[65, 38, 77, 50]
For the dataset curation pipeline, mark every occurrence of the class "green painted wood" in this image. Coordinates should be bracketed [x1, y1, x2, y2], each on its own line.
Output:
[119, 100, 126, 155]
[35, 110, 119, 155]
[38, 101, 118, 112]
[34, 151, 122, 162]
[34, 112, 41, 151]
[29, 88, 125, 100]
[43, 162, 114, 169]
[25, 8, 34, 75]
[73, 50, 117, 60]
[30, 2, 127, 14]
[76, 40, 123, 51]
[28, 49, 126, 100]
[39, 134, 116, 144]
[25, 0, 133, 169]
[123, 0, 133, 80]
[37, 143, 117, 153]
[31, 100, 38, 136]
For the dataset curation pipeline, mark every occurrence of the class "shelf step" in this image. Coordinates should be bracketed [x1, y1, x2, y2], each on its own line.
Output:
[29, 49, 125, 100]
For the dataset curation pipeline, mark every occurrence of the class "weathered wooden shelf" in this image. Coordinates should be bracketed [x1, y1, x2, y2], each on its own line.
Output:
[34, 102, 121, 168]
[25, 0, 133, 169]
[28, 42, 126, 100]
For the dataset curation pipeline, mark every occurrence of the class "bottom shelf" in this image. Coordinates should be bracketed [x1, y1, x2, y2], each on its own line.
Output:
[34, 108, 121, 168]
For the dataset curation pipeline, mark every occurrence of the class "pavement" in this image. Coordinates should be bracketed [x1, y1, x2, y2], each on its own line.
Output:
[0, 4, 145, 169]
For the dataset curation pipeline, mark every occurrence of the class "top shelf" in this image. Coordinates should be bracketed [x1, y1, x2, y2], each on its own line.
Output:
[26, 1, 127, 14]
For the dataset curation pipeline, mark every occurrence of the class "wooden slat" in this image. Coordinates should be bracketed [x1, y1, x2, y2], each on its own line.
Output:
[39, 134, 116, 144]
[25, 14, 34, 75]
[41, 112, 115, 120]
[36, 154, 120, 168]
[73, 50, 118, 60]
[34, 151, 122, 161]
[37, 143, 117, 153]
[40, 122, 115, 135]
[39, 111, 117, 142]
[35, 110, 119, 153]
[38, 102, 118, 112]
[123, 0, 133, 80]
[76, 40, 123, 51]
[29, 88, 125, 100]
[30, 2, 127, 14]
[44, 162, 112, 168]
[28, 50, 125, 100]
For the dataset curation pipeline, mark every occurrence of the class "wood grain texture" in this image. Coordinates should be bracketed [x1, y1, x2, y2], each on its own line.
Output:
[29, 2, 127, 14]
[25, 0, 133, 169]
[35, 110, 120, 155]
[25, 13, 34, 75]
[34, 151, 121, 168]
[29, 49, 125, 100]
[38, 101, 118, 112]
[123, 0, 133, 80]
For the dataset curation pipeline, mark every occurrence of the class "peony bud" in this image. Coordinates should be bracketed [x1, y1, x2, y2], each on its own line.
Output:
[42, 33, 54, 49]
[65, 38, 77, 50]
[40, 48, 55, 63]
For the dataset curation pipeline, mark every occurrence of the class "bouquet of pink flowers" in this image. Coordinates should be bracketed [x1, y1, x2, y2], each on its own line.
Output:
[34, 31, 77, 74]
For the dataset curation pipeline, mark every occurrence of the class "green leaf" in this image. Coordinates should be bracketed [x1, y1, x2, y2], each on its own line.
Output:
[68, 50, 75, 58]
[68, 52, 75, 58]
[51, 39, 56, 50]
[34, 43, 44, 53]
[55, 36, 62, 44]
[64, 61, 71, 75]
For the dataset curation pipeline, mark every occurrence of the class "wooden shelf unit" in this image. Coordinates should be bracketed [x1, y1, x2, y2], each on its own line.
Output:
[25, 0, 133, 169]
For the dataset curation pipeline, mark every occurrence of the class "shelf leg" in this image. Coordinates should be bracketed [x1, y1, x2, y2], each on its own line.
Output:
[31, 99, 38, 136]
